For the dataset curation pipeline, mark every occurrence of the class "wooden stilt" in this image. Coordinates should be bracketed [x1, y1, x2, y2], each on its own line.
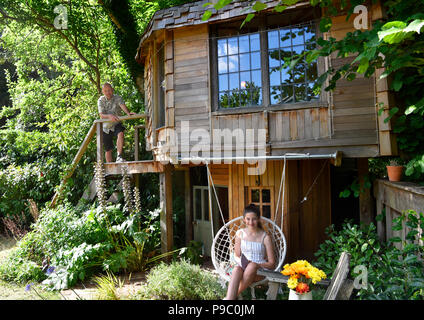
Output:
[160, 164, 173, 254]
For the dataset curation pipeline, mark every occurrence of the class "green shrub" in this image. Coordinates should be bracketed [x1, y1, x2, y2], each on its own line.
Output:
[135, 259, 225, 300]
[314, 211, 424, 300]
[0, 202, 164, 290]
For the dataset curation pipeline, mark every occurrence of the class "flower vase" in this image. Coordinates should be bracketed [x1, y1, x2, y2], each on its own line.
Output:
[288, 289, 313, 300]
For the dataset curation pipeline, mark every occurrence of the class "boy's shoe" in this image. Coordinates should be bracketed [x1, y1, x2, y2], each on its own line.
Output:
[116, 154, 126, 162]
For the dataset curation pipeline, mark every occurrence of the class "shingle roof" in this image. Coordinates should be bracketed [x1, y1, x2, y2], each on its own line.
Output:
[135, 0, 310, 61]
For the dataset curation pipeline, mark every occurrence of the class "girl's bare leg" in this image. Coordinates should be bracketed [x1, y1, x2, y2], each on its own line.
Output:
[225, 266, 243, 300]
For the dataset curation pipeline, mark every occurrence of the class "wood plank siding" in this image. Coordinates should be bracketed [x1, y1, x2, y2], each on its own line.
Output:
[174, 24, 210, 151]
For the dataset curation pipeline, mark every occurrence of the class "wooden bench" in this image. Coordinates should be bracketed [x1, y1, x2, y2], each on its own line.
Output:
[257, 252, 355, 300]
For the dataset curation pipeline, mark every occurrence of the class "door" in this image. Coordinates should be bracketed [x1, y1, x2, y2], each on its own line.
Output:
[193, 186, 212, 256]
[193, 185, 229, 256]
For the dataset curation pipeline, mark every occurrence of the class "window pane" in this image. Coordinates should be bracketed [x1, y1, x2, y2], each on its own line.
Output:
[251, 189, 260, 202]
[268, 30, 279, 49]
[219, 74, 228, 91]
[269, 50, 280, 68]
[250, 34, 260, 51]
[219, 91, 230, 108]
[306, 83, 319, 101]
[294, 83, 306, 102]
[304, 24, 316, 43]
[229, 73, 239, 90]
[306, 62, 317, 81]
[218, 39, 227, 56]
[263, 205, 271, 218]
[292, 45, 305, 57]
[195, 189, 202, 220]
[293, 64, 306, 83]
[218, 56, 227, 74]
[228, 55, 239, 72]
[251, 89, 262, 106]
[279, 28, 291, 48]
[291, 27, 305, 46]
[270, 86, 281, 104]
[239, 35, 250, 53]
[262, 189, 270, 202]
[203, 189, 209, 221]
[270, 69, 280, 86]
[240, 71, 250, 89]
[281, 85, 294, 103]
[239, 53, 250, 71]
[228, 37, 238, 55]
[240, 89, 250, 106]
[281, 67, 291, 84]
[251, 70, 261, 88]
[251, 52, 261, 70]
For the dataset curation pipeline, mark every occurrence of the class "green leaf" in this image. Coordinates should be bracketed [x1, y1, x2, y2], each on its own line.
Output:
[356, 58, 369, 74]
[361, 243, 368, 252]
[201, 10, 212, 21]
[241, 13, 255, 28]
[252, 1, 267, 12]
[319, 17, 332, 33]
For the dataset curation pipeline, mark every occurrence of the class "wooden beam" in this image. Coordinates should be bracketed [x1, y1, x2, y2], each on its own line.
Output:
[160, 164, 174, 254]
[96, 122, 104, 163]
[51, 123, 96, 207]
[103, 161, 164, 175]
[323, 252, 351, 300]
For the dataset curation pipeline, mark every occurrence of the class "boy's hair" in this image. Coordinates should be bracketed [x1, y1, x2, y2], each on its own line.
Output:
[243, 203, 263, 229]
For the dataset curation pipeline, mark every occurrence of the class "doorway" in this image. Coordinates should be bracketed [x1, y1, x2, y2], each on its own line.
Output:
[193, 185, 228, 256]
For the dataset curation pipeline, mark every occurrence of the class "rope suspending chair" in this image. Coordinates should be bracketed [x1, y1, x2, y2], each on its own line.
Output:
[207, 158, 288, 299]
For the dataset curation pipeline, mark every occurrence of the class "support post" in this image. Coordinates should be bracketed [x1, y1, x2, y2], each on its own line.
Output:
[184, 168, 192, 245]
[160, 164, 173, 254]
[358, 158, 374, 225]
[96, 122, 104, 163]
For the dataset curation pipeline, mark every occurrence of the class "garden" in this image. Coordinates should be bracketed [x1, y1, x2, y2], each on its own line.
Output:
[0, 0, 423, 301]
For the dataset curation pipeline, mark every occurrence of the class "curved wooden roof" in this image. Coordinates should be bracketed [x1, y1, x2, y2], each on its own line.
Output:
[135, 0, 310, 62]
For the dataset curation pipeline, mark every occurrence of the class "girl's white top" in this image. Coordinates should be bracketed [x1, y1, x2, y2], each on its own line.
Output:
[240, 229, 267, 264]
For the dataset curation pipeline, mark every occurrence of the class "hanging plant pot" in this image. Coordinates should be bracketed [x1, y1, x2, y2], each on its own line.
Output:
[288, 289, 313, 300]
[386, 165, 404, 182]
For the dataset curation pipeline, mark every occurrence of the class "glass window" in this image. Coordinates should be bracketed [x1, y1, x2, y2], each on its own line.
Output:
[218, 32, 263, 109]
[267, 22, 319, 104]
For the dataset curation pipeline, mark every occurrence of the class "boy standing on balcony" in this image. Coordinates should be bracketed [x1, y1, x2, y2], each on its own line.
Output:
[98, 82, 135, 162]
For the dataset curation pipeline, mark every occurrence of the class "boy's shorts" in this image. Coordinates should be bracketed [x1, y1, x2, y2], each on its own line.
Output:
[103, 122, 125, 152]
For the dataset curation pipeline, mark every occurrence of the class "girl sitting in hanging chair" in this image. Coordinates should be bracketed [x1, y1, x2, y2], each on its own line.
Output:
[223, 204, 276, 300]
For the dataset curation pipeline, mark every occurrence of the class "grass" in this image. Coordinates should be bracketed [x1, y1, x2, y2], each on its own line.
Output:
[0, 235, 60, 300]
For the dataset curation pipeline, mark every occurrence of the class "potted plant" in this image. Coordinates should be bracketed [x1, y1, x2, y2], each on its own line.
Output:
[281, 260, 327, 300]
[386, 158, 404, 182]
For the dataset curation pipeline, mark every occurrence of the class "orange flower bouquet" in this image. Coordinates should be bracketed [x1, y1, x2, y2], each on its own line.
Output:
[281, 260, 326, 297]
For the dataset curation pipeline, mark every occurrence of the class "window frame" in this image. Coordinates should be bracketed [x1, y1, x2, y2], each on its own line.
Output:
[247, 186, 274, 220]
[210, 15, 329, 114]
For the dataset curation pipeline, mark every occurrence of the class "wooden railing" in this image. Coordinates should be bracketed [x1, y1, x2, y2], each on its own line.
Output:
[50, 114, 148, 207]
[374, 179, 424, 248]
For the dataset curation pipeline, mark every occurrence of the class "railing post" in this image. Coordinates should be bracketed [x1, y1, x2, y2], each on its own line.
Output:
[96, 121, 104, 163]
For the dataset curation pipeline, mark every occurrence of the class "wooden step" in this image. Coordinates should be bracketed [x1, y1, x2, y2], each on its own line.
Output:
[103, 160, 164, 175]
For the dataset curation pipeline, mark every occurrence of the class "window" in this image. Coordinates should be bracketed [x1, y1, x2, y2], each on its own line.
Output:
[268, 22, 318, 104]
[211, 11, 322, 111]
[193, 186, 210, 221]
[217, 33, 262, 108]
[248, 187, 273, 219]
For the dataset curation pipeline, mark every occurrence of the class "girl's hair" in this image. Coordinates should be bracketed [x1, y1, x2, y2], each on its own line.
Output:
[243, 203, 263, 229]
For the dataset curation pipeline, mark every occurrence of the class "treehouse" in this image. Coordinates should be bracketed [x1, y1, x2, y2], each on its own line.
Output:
[127, 0, 396, 261]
